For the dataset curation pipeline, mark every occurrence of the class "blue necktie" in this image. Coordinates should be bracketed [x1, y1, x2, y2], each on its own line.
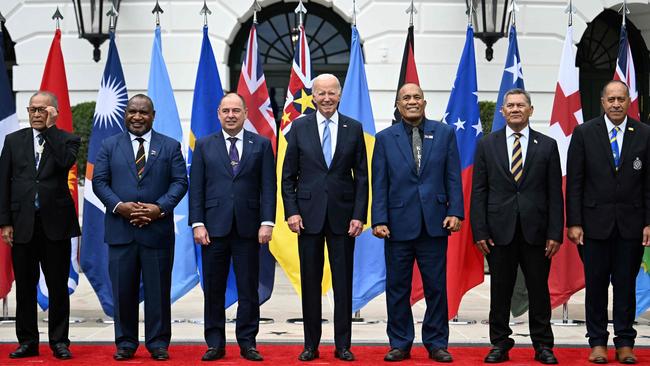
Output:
[228, 136, 240, 175]
[35, 133, 44, 208]
[322, 120, 332, 168]
[610, 126, 621, 170]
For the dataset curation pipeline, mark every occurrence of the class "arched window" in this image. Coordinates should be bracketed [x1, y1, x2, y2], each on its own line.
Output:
[577, 9, 649, 122]
[228, 2, 352, 122]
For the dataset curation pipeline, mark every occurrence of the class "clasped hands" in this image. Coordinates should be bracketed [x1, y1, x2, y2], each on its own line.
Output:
[116, 201, 161, 227]
[287, 215, 364, 237]
[372, 216, 462, 239]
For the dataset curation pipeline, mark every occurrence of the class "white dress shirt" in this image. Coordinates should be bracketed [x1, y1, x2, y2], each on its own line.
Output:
[113, 130, 153, 213]
[604, 115, 627, 153]
[506, 125, 530, 168]
[32, 129, 45, 168]
[316, 110, 338, 155]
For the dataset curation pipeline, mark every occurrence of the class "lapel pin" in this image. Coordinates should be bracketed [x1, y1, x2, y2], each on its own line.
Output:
[343, 124, 348, 127]
[534, 139, 538, 144]
[248, 140, 253, 144]
[425, 134, 433, 139]
[634, 157, 642, 170]
[628, 127, 634, 131]
[150, 150, 157, 156]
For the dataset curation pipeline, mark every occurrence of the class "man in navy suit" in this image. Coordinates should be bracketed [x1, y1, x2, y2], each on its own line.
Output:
[282, 74, 368, 362]
[471, 89, 562, 364]
[372, 83, 463, 363]
[567, 80, 650, 364]
[189, 92, 276, 362]
[93, 94, 188, 361]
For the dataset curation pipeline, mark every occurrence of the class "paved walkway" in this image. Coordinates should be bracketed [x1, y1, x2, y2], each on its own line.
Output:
[1, 266, 649, 347]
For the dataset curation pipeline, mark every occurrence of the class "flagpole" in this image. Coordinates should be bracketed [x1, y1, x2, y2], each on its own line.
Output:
[0, 10, 12, 325]
[200, 0, 211, 27]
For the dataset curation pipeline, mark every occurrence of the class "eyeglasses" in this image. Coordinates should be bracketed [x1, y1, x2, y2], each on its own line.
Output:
[27, 107, 48, 115]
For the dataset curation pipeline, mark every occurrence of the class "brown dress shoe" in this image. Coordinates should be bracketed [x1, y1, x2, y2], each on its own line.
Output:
[588, 346, 608, 364]
[615, 347, 637, 364]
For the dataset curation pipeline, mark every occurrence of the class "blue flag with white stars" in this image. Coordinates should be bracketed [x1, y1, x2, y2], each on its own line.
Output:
[492, 25, 525, 132]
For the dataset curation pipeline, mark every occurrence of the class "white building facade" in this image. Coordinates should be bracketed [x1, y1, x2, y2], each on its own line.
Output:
[1, 0, 649, 138]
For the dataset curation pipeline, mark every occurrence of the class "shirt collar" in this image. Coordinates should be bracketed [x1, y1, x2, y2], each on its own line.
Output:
[506, 125, 530, 140]
[32, 129, 42, 140]
[129, 130, 152, 142]
[604, 115, 627, 134]
[222, 128, 245, 141]
[316, 110, 339, 125]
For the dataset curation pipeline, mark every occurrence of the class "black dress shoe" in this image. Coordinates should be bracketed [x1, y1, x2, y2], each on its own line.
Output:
[150, 348, 169, 361]
[241, 347, 263, 361]
[429, 348, 453, 363]
[52, 343, 72, 360]
[485, 348, 509, 363]
[298, 348, 319, 361]
[113, 348, 135, 361]
[9, 344, 39, 359]
[202, 347, 225, 361]
[535, 348, 558, 365]
[334, 348, 355, 361]
[384, 348, 410, 362]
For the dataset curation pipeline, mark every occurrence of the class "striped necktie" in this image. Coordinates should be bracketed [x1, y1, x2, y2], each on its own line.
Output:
[322, 119, 332, 168]
[511, 133, 523, 182]
[135, 137, 146, 179]
[610, 126, 621, 170]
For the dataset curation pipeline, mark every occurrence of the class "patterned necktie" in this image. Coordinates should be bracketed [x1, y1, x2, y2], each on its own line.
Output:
[412, 126, 422, 174]
[35, 133, 44, 209]
[322, 119, 332, 168]
[135, 137, 146, 179]
[511, 133, 523, 182]
[610, 126, 621, 170]
[228, 137, 240, 175]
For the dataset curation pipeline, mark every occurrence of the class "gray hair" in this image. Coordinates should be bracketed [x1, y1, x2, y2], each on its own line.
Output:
[312, 73, 342, 93]
[503, 88, 531, 105]
[30, 91, 59, 109]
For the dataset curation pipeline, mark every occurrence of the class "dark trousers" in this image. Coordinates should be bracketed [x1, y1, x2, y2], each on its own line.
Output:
[384, 232, 448, 351]
[580, 227, 643, 348]
[202, 229, 260, 349]
[298, 220, 355, 350]
[108, 241, 173, 351]
[486, 221, 553, 350]
[12, 213, 71, 348]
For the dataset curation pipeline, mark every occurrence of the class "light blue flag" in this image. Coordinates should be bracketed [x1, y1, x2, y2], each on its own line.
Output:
[148, 25, 199, 303]
[491, 25, 525, 132]
[188, 26, 238, 306]
[339, 25, 385, 312]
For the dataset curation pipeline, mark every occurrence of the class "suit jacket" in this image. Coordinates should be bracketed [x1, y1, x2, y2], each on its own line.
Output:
[188, 130, 276, 238]
[282, 112, 368, 235]
[0, 126, 81, 243]
[470, 127, 564, 246]
[92, 130, 188, 248]
[372, 119, 464, 241]
[566, 116, 650, 240]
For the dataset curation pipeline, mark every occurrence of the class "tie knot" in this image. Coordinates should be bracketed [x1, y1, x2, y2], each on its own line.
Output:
[135, 137, 145, 144]
[227, 136, 238, 143]
[513, 132, 522, 139]
[36, 134, 44, 144]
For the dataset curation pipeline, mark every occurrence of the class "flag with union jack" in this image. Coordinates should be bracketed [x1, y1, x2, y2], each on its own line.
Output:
[613, 23, 640, 120]
[236, 23, 277, 304]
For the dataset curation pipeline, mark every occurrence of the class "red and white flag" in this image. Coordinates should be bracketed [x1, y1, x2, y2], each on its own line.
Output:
[547, 25, 585, 309]
[613, 24, 640, 120]
[237, 24, 277, 154]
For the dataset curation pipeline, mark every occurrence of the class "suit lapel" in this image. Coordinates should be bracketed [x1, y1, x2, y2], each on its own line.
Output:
[308, 115, 328, 169]
[418, 120, 435, 174]
[518, 129, 538, 185]
[493, 129, 516, 185]
[24, 129, 37, 176]
[330, 115, 348, 169]
[393, 122, 417, 176]
[119, 132, 139, 180]
[214, 132, 234, 176]
[594, 117, 617, 174]
[140, 131, 162, 180]
[619, 120, 638, 169]
[235, 130, 254, 177]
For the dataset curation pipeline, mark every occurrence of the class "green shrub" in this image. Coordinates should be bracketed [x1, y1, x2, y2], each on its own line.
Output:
[479, 100, 496, 134]
[72, 101, 95, 184]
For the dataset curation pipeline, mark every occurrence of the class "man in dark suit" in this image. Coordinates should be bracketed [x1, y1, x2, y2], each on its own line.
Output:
[282, 73, 368, 362]
[567, 80, 650, 364]
[189, 92, 276, 362]
[372, 83, 463, 363]
[470, 88, 562, 364]
[0, 91, 80, 360]
[93, 94, 187, 361]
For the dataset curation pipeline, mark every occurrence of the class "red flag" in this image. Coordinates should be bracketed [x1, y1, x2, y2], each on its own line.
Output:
[548, 25, 585, 308]
[393, 25, 420, 123]
[613, 24, 640, 120]
[237, 24, 277, 154]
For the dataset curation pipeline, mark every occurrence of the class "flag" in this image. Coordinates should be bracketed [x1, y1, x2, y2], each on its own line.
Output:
[547, 25, 585, 310]
[36, 29, 80, 310]
[613, 23, 640, 120]
[148, 25, 199, 303]
[0, 24, 18, 300]
[442, 25, 485, 319]
[490, 24, 529, 317]
[270, 24, 331, 295]
[491, 25, 525, 132]
[79, 32, 128, 317]
[339, 25, 385, 312]
[392, 25, 420, 123]
[187, 26, 238, 306]
[236, 24, 276, 304]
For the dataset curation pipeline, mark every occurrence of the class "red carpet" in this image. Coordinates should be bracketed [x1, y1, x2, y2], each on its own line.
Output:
[0, 344, 647, 365]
